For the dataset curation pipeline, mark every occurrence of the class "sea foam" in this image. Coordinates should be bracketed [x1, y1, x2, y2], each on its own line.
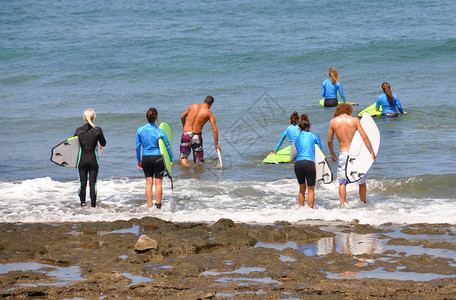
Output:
[1, 177, 455, 225]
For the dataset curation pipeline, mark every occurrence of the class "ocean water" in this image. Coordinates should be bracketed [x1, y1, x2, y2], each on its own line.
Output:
[1, 0, 455, 225]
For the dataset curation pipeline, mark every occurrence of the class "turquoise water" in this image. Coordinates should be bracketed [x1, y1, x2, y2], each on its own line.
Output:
[1, 0, 455, 224]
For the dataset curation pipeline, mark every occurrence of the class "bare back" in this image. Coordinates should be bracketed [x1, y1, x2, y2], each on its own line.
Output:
[182, 103, 213, 133]
[328, 114, 360, 152]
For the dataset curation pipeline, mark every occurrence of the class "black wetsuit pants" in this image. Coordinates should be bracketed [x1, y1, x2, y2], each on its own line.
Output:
[78, 151, 99, 207]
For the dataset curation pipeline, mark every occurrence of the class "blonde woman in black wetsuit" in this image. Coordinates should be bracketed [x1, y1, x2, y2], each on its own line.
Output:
[74, 109, 106, 207]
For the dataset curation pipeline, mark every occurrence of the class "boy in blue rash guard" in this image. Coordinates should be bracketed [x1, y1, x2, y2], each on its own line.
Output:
[136, 107, 174, 209]
[294, 114, 322, 208]
[322, 67, 346, 107]
[269, 111, 300, 160]
[376, 82, 407, 117]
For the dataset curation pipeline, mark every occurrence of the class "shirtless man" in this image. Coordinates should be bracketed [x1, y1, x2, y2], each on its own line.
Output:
[328, 103, 376, 206]
[180, 96, 220, 165]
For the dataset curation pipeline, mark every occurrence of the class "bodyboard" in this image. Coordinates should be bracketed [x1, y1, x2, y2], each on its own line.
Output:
[158, 122, 173, 189]
[315, 144, 333, 184]
[319, 99, 358, 107]
[263, 145, 292, 164]
[51, 136, 103, 168]
[345, 113, 380, 183]
[358, 103, 382, 117]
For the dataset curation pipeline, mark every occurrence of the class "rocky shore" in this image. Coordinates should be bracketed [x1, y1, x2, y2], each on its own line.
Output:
[1, 218, 455, 299]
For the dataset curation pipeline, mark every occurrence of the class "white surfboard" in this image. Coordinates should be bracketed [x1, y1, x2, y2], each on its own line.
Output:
[216, 148, 223, 167]
[51, 136, 103, 168]
[315, 144, 333, 184]
[345, 113, 380, 183]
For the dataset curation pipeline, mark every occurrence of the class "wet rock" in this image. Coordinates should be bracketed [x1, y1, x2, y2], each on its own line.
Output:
[211, 218, 235, 229]
[135, 234, 158, 252]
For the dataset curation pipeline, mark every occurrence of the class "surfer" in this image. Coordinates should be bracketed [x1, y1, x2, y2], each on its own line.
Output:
[268, 111, 300, 161]
[74, 109, 106, 208]
[179, 95, 220, 165]
[136, 107, 174, 209]
[322, 67, 346, 107]
[327, 103, 376, 206]
[294, 114, 322, 208]
[376, 82, 407, 117]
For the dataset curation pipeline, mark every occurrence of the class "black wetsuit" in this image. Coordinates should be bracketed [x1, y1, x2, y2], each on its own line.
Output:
[74, 124, 106, 207]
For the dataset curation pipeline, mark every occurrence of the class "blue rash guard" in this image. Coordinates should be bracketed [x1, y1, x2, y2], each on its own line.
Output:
[376, 93, 404, 114]
[136, 123, 174, 163]
[274, 124, 300, 153]
[322, 79, 346, 102]
[295, 131, 322, 162]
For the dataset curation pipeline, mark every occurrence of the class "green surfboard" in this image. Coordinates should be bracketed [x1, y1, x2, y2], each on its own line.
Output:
[158, 122, 173, 189]
[263, 145, 292, 164]
[358, 103, 382, 117]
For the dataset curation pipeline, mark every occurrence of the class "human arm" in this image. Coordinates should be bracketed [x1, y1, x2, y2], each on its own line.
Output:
[181, 108, 189, 127]
[209, 113, 220, 151]
[98, 127, 107, 148]
[327, 122, 337, 162]
[394, 96, 406, 114]
[274, 129, 288, 153]
[321, 81, 326, 98]
[375, 95, 382, 111]
[337, 82, 346, 103]
[135, 129, 142, 164]
[315, 134, 322, 151]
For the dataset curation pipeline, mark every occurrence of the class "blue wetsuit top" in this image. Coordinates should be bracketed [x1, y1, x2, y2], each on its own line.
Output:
[322, 78, 346, 102]
[295, 131, 322, 162]
[376, 93, 404, 114]
[274, 124, 300, 153]
[136, 123, 174, 163]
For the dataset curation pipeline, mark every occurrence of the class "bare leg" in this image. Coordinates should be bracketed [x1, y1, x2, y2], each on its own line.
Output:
[359, 183, 367, 203]
[154, 178, 163, 205]
[308, 185, 315, 208]
[145, 177, 154, 207]
[339, 184, 347, 206]
[298, 183, 306, 206]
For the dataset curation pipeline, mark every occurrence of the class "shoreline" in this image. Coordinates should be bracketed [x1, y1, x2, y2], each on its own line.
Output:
[1, 218, 455, 298]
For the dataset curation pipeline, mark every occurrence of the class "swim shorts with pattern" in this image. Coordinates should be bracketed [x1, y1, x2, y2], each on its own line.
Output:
[337, 152, 367, 185]
[179, 131, 204, 163]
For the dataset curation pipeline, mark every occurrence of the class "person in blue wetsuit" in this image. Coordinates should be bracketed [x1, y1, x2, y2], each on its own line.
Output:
[136, 107, 174, 209]
[376, 82, 407, 117]
[269, 111, 301, 160]
[74, 109, 106, 208]
[322, 67, 346, 107]
[294, 114, 322, 208]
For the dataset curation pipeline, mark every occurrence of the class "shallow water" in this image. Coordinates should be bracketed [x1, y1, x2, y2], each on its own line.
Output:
[1, 0, 456, 225]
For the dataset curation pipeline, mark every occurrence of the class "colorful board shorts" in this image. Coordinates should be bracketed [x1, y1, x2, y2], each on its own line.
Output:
[180, 131, 204, 163]
[337, 152, 367, 185]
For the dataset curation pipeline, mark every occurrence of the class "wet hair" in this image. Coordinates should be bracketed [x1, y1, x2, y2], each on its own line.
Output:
[299, 113, 311, 131]
[83, 109, 96, 128]
[146, 107, 158, 124]
[329, 67, 340, 85]
[382, 82, 394, 105]
[333, 103, 353, 117]
[290, 111, 299, 125]
[204, 95, 214, 105]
